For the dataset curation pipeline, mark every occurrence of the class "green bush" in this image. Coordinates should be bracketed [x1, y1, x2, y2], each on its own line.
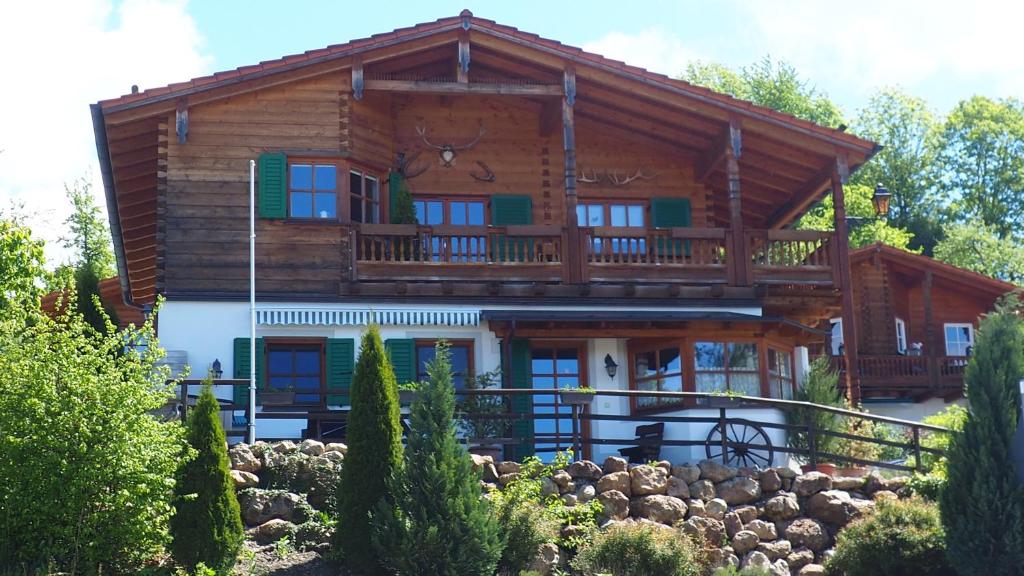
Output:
[941, 296, 1024, 575]
[571, 523, 706, 576]
[170, 384, 244, 574]
[333, 325, 403, 575]
[712, 566, 770, 576]
[490, 457, 559, 575]
[0, 302, 186, 573]
[786, 356, 846, 460]
[827, 498, 950, 576]
[371, 342, 502, 575]
[388, 171, 418, 225]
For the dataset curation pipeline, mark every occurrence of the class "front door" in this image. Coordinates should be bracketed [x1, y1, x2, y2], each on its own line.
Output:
[530, 343, 587, 460]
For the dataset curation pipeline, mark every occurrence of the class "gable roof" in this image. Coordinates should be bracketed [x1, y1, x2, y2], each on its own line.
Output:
[850, 242, 1019, 298]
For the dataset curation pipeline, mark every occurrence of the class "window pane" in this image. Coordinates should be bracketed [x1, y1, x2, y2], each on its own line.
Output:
[350, 196, 362, 222]
[659, 347, 681, 374]
[696, 373, 726, 393]
[730, 373, 760, 396]
[694, 342, 725, 369]
[350, 171, 362, 197]
[268, 376, 292, 390]
[315, 192, 336, 219]
[576, 205, 586, 226]
[291, 192, 313, 218]
[268, 350, 291, 374]
[635, 350, 658, 379]
[293, 376, 319, 391]
[294, 350, 320, 374]
[414, 201, 425, 224]
[416, 345, 435, 381]
[450, 346, 470, 376]
[532, 349, 554, 375]
[290, 165, 312, 190]
[610, 205, 627, 227]
[450, 202, 466, 225]
[426, 201, 443, 225]
[314, 165, 336, 190]
[728, 343, 758, 370]
[365, 176, 378, 200]
[628, 205, 644, 226]
[468, 202, 485, 225]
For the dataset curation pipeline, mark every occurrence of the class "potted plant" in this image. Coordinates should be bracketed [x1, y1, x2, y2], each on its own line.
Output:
[456, 368, 507, 460]
[834, 414, 883, 477]
[559, 386, 596, 406]
[701, 390, 747, 408]
[261, 389, 295, 406]
[397, 380, 420, 404]
[785, 357, 846, 474]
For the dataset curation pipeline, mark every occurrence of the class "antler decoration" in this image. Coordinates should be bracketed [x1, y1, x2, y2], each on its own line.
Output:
[609, 168, 657, 186]
[578, 168, 601, 183]
[397, 149, 430, 179]
[576, 168, 658, 186]
[415, 122, 487, 167]
[469, 161, 495, 183]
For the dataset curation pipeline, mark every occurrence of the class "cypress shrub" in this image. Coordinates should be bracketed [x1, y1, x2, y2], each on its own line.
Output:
[170, 384, 243, 574]
[786, 356, 846, 459]
[371, 342, 502, 575]
[389, 172, 418, 225]
[940, 296, 1024, 575]
[333, 325, 403, 575]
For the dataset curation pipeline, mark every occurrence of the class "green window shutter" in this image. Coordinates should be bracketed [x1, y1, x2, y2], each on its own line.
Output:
[325, 338, 355, 406]
[651, 197, 692, 257]
[385, 339, 416, 386]
[258, 152, 287, 219]
[491, 195, 533, 262]
[232, 337, 265, 406]
[506, 338, 534, 461]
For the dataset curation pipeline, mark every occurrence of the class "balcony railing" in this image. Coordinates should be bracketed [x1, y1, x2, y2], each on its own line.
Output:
[829, 354, 967, 398]
[353, 224, 837, 288]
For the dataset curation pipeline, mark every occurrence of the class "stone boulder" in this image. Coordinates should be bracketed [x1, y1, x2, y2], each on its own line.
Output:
[470, 454, 500, 483]
[630, 465, 668, 495]
[688, 479, 716, 501]
[271, 440, 297, 454]
[497, 460, 521, 475]
[666, 476, 691, 499]
[787, 548, 815, 571]
[598, 490, 630, 521]
[759, 468, 783, 492]
[770, 559, 791, 576]
[240, 490, 303, 526]
[793, 472, 832, 497]
[672, 463, 702, 484]
[230, 469, 260, 488]
[686, 499, 706, 518]
[568, 459, 603, 480]
[540, 477, 559, 498]
[229, 444, 261, 473]
[323, 442, 347, 454]
[297, 439, 324, 456]
[681, 515, 726, 545]
[528, 542, 560, 575]
[806, 490, 859, 526]
[732, 530, 760, 554]
[757, 538, 792, 561]
[634, 495, 687, 525]
[577, 484, 597, 503]
[717, 476, 762, 505]
[734, 505, 758, 524]
[745, 519, 778, 540]
[763, 493, 801, 521]
[699, 459, 738, 483]
[247, 519, 296, 544]
[597, 471, 631, 495]
[799, 564, 826, 575]
[705, 498, 728, 521]
[742, 550, 772, 571]
[602, 456, 628, 474]
[784, 518, 830, 551]
[832, 476, 866, 491]
[724, 512, 744, 538]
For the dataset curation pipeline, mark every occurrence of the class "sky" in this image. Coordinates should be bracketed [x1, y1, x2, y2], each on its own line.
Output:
[2, 0, 1022, 266]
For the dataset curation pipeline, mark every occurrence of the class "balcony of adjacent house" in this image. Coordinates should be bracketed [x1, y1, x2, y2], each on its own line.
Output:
[825, 353, 967, 401]
[351, 200, 839, 289]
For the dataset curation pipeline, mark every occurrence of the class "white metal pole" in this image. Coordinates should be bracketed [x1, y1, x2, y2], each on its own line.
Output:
[248, 159, 257, 444]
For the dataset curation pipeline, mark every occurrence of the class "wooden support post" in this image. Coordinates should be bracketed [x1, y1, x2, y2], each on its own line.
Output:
[724, 118, 746, 286]
[457, 30, 470, 83]
[832, 157, 861, 405]
[562, 67, 581, 284]
[923, 270, 938, 389]
[351, 56, 364, 101]
[175, 98, 188, 144]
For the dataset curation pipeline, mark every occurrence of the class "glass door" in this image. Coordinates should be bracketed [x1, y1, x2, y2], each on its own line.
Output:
[530, 344, 586, 460]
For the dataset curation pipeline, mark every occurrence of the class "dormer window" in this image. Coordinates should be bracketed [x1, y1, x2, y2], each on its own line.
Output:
[289, 163, 337, 219]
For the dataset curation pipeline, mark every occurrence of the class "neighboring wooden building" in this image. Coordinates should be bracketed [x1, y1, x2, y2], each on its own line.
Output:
[91, 11, 880, 455]
[40, 276, 146, 329]
[826, 243, 1017, 419]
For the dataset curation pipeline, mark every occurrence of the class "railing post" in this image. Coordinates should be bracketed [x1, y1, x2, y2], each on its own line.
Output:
[571, 403, 581, 462]
[913, 426, 923, 473]
[180, 380, 189, 421]
[719, 407, 729, 465]
[808, 423, 818, 470]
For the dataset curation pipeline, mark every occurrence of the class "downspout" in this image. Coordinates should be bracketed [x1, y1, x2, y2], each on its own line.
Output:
[90, 103, 137, 311]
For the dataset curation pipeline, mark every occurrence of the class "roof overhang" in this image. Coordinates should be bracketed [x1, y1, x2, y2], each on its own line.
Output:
[851, 242, 1019, 298]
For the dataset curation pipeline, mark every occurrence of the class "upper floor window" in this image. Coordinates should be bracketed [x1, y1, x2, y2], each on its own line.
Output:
[289, 164, 337, 219]
[895, 317, 907, 354]
[829, 318, 844, 356]
[350, 169, 380, 223]
[415, 340, 473, 390]
[944, 323, 974, 357]
[576, 202, 645, 228]
[414, 198, 486, 226]
[633, 345, 684, 410]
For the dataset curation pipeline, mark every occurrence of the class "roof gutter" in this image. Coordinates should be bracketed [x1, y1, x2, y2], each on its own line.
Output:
[90, 103, 135, 309]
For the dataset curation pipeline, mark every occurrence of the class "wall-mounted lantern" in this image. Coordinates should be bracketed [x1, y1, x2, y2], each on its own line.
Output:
[210, 358, 223, 379]
[604, 354, 619, 379]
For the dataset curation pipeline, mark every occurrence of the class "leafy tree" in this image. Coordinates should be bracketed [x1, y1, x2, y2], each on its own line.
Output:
[935, 96, 1024, 238]
[851, 88, 943, 253]
[940, 295, 1024, 574]
[786, 357, 847, 460]
[171, 384, 244, 574]
[60, 178, 119, 331]
[0, 216, 45, 316]
[683, 56, 845, 128]
[372, 342, 502, 575]
[933, 221, 1024, 285]
[0, 300, 186, 573]
[797, 183, 916, 250]
[333, 325, 403, 575]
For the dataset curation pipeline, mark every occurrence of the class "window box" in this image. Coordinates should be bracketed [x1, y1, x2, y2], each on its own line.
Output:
[699, 395, 747, 408]
[261, 390, 296, 406]
[559, 389, 595, 406]
[398, 389, 419, 404]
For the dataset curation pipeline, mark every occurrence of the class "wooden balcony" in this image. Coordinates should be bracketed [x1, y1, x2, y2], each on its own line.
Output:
[352, 224, 837, 289]
[829, 355, 966, 400]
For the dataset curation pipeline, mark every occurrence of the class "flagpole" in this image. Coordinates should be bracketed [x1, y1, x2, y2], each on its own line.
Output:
[248, 159, 257, 444]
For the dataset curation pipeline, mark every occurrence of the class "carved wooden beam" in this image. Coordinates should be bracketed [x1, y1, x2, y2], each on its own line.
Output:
[695, 116, 741, 182]
[175, 98, 188, 144]
[363, 79, 561, 96]
[352, 56, 364, 101]
[767, 161, 836, 229]
[457, 30, 470, 83]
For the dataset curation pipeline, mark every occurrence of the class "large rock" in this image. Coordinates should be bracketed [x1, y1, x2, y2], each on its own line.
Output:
[745, 519, 778, 540]
[717, 476, 762, 505]
[602, 456, 628, 474]
[540, 477, 559, 498]
[470, 454, 499, 483]
[597, 471, 631, 495]
[551, 470, 573, 490]
[230, 469, 260, 488]
[634, 495, 687, 524]
[793, 472, 832, 497]
[732, 530, 760, 554]
[770, 559, 791, 576]
[699, 459, 739, 483]
[229, 444, 261, 473]
[734, 505, 758, 524]
[323, 442, 347, 454]
[598, 490, 630, 521]
[798, 564, 826, 576]
[832, 476, 866, 491]
[630, 465, 668, 496]
[577, 484, 597, 503]
[320, 450, 344, 464]
[724, 512, 744, 538]
[271, 440, 297, 454]
[760, 468, 783, 492]
[686, 499, 706, 518]
[528, 542, 560, 575]
[787, 548, 815, 571]
[763, 494, 801, 521]
[689, 479, 716, 501]
[248, 519, 296, 544]
[742, 551, 772, 571]
[497, 460, 521, 475]
[705, 498, 728, 521]
[672, 464, 702, 484]
[568, 460, 603, 480]
[666, 476, 691, 499]
[240, 490, 302, 526]
[784, 518, 830, 551]
[707, 547, 740, 571]
[297, 439, 325, 456]
[806, 490, 858, 526]
[681, 516, 726, 546]
[757, 538, 792, 561]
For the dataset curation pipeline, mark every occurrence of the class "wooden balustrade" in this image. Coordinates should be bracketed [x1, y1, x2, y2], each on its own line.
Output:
[747, 230, 836, 285]
[825, 353, 967, 398]
[582, 227, 729, 283]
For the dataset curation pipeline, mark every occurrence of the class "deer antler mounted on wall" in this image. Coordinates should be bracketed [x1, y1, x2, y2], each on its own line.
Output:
[469, 161, 495, 182]
[577, 168, 658, 186]
[608, 168, 657, 186]
[415, 122, 486, 167]
[396, 149, 430, 179]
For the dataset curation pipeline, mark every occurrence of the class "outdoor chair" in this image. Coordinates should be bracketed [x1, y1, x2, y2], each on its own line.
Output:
[618, 422, 665, 463]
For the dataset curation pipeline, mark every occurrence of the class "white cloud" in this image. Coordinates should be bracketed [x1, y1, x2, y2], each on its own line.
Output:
[0, 0, 210, 266]
[582, 27, 701, 78]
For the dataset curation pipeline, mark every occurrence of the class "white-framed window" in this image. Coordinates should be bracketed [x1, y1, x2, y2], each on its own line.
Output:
[944, 323, 974, 357]
[829, 318, 843, 356]
[895, 317, 907, 354]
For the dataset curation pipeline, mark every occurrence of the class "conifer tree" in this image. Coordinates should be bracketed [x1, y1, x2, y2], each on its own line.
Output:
[941, 296, 1024, 575]
[334, 325, 403, 575]
[371, 342, 502, 575]
[171, 384, 243, 574]
[389, 172, 418, 225]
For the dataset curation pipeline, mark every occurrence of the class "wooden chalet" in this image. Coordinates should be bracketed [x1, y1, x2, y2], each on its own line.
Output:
[91, 11, 887, 452]
[827, 243, 1017, 409]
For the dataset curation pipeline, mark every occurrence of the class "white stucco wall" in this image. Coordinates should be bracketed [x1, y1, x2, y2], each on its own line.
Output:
[863, 397, 965, 423]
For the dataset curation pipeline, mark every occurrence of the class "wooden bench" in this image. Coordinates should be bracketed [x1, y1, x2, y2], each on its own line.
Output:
[618, 422, 665, 464]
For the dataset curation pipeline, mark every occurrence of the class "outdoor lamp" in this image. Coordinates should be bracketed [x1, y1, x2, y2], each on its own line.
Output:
[872, 183, 891, 218]
[604, 354, 619, 379]
[210, 358, 223, 379]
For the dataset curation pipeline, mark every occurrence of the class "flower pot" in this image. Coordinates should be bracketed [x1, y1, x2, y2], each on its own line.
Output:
[703, 395, 744, 408]
[836, 465, 869, 478]
[559, 390, 594, 406]
[801, 462, 837, 476]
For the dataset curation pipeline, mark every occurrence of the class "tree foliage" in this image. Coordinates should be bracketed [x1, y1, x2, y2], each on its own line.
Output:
[389, 172, 418, 225]
[933, 221, 1024, 285]
[797, 183, 916, 251]
[372, 342, 502, 575]
[171, 384, 244, 574]
[0, 300, 186, 573]
[0, 216, 45, 315]
[940, 295, 1024, 574]
[60, 179, 120, 331]
[786, 357, 847, 459]
[333, 325, 403, 575]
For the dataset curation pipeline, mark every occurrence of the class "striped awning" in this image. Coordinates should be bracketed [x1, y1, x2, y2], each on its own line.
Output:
[255, 307, 480, 327]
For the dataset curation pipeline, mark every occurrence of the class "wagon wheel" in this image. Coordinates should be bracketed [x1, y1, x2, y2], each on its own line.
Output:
[705, 422, 774, 468]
